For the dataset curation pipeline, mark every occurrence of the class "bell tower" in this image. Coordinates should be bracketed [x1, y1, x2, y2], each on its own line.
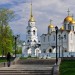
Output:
[26, 2, 38, 46]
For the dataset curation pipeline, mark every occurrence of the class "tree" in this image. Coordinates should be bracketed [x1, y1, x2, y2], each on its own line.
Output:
[0, 8, 14, 56]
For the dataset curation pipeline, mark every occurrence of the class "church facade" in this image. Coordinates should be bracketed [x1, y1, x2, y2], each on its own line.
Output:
[22, 3, 75, 57]
[40, 15, 75, 57]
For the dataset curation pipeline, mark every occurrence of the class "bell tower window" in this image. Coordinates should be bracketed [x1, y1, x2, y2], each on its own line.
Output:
[34, 40, 36, 42]
[73, 26, 74, 31]
[49, 49, 52, 53]
[28, 30, 30, 34]
[44, 37, 45, 42]
[64, 34, 66, 39]
[53, 35, 55, 41]
[33, 30, 35, 35]
[27, 40, 29, 42]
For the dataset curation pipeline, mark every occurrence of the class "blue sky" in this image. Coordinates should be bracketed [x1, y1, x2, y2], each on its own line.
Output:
[0, 0, 75, 40]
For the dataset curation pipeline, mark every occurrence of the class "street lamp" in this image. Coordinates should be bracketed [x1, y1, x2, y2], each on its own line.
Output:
[58, 34, 61, 58]
[55, 26, 58, 65]
[61, 37, 63, 58]
[13, 35, 19, 58]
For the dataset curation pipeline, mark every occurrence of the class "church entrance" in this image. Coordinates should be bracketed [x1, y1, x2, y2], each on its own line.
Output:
[46, 46, 53, 53]
[46, 49, 52, 53]
[28, 49, 32, 55]
[35, 48, 41, 57]
[48, 49, 52, 53]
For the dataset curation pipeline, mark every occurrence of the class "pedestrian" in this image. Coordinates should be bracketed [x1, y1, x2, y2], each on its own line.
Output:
[6, 52, 11, 67]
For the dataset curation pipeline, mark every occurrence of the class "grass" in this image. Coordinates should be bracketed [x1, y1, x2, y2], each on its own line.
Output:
[0, 59, 7, 62]
[0, 57, 15, 63]
[60, 60, 75, 75]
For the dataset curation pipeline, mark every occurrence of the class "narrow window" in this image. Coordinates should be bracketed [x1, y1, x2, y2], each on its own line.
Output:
[27, 40, 29, 42]
[44, 37, 45, 42]
[43, 49, 46, 53]
[33, 30, 35, 35]
[49, 49, 52, 53]
[68, 24, 70, 30]
[64, 34, 66, 39]
[73, 26, 74, 31]
[64, 24, 66, 30]
[53, 35, 55, 41]
[34, 40, 36, 42]
[48, 36, 49, 42]
[28, 30, 30, 34]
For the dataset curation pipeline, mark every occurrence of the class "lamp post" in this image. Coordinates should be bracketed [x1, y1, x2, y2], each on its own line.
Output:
[61, 37, 63, 58]
[58, 35, 61, 58]
[14, 35, 19, 58]
[55, 26, 58, 65]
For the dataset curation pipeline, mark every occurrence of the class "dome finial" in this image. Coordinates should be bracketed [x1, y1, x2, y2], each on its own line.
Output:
[48, 19, 54, 28]
[50, 19, 52, 25]
[67, 8, 70, 16]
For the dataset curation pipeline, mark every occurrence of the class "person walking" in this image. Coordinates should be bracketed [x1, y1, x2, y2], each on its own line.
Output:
[6, 52, 11, 67]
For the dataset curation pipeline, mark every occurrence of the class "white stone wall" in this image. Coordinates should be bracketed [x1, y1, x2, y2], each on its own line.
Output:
[40, 30, 73, 54]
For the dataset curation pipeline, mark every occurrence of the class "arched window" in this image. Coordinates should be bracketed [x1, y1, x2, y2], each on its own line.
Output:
[44, 37, 45, 42]
[53, 35, 55, 41]
[28, 30, 30, 34]
[73, 26, 74, 31]
[64, 24, 66, 30]
[65, 50, 67, 52]
[43, 49, 46, 53]
[49, 49, 52, 53]
[68, 24, 70, 30]
[27, 40, 29, 42]
[33, 30, 35, 35]
[64, 34, 66, 39]
[48, 36, 49, 41]
[34, 40, 36, 42]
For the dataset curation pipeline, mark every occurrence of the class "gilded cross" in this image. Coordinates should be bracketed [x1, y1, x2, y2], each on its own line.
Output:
[67, 8, 70, 16]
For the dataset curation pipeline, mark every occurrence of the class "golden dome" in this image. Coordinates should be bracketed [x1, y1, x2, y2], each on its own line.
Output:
[60, 26, 64, 30]
[70, 20, 75, 24]
[29, 15, 35, 22]
[48, 24, 54, 28]
[64, 16, 73, 22]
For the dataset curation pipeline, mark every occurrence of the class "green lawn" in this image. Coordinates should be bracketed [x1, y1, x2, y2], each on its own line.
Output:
[60, 60, 75, 75]
[0, 57, 15, 63]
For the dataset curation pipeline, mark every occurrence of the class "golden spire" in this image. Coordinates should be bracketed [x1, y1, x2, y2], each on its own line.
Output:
[29, 1, 35, 22]
[30, 1, 32, 17]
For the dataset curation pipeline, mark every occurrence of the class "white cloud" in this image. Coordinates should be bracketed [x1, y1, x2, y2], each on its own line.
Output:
[1, 0, 75, 40]
[0, 0, 12, 4]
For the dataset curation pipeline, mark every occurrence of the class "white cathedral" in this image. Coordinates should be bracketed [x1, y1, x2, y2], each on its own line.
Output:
[22, 3, 75, 57]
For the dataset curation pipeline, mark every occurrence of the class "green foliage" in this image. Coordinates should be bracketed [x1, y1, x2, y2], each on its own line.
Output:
[0, 8, 14, 24]
[60, 60, 75, 75]
[16, 48, 22, 54]
[28, 54, 31, 58]
[0, 8, 14, 55]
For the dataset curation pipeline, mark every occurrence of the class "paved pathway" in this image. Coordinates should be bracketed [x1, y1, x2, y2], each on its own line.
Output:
[0, 64, 52, 70]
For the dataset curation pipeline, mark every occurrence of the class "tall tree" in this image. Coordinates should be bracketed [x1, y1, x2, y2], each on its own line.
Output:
[0, 8, 14, 56]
